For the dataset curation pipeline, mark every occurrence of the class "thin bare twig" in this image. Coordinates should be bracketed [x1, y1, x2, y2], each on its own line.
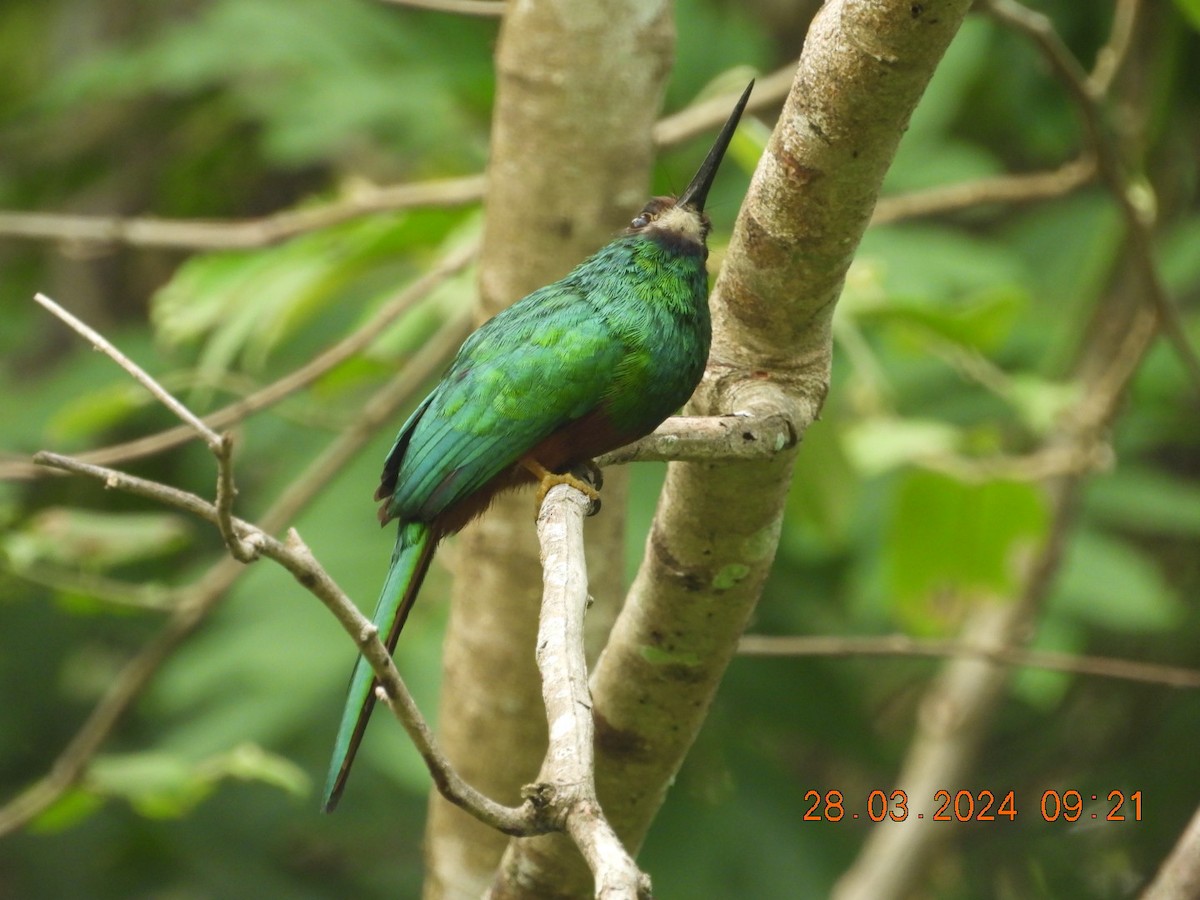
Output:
[0, 177, 485, 250]
[0, 306, 472, 836]
[12, 451, 547, 838]
[652, 63, 795, 147]
[596, 413, 796, 466]
[213, 433, 258, 562]
[33, 293, 221, 450]
[35, 292, 258, 560]
[1, 239, 479, 481]
[871, 156, 1096, 225]
[379, 0, 506, 16]
[372, 680, 547, 836]
[32, 454, 244, 531]
[983, 0, 1200, 392]
[739, 634, 1200, 689]
[1089, 0, 1141, 94]
[0, 73, 792, 255]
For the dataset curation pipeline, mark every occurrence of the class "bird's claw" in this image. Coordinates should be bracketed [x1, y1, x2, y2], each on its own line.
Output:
[523, 457, 603, 517]
[571, 460, 604, 494]
[570, 461, 603, 516]
[534, 471, 602, 517]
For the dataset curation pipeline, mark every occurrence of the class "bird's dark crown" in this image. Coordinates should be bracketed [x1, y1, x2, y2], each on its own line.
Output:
[624, 196, 711, 255]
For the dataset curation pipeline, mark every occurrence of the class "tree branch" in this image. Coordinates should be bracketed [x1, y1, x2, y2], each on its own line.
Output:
[870, 155, 1096, 225]
[15, 451, 547, 838]
[0, 300, 472, 835]
[1089, 0, 1141, 95]
[34, 292, 259, 560]
[1, 239, 478, 481]
[983, 0, 1200, 392]
[596, 413, 796, 465]
[493, 3, 978, 896]
[1142, 804, 1200, 899]
[32, 293, 221, 450]
[213, 433, 258, 562]
[0, 177, 486, 249]
[379, 0, 507, 15]
[831, 235, 1164, 900]
[517, 484, 652, 898]
[738, 634, 1200, 689]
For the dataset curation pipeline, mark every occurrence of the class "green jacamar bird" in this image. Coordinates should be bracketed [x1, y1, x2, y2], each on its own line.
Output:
[323, 81, 754, 812]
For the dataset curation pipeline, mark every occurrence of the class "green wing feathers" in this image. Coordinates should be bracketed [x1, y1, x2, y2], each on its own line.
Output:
[383, 284, 624, 523]
[326, 231, 711, 810]
[322, 521, 434, 813]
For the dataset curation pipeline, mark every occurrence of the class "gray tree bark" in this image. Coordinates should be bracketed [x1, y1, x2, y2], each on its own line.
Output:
[490, 0, 975, 895]
[423, 3, 674, 897]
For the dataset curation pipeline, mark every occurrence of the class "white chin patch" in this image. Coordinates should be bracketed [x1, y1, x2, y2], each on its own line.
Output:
[654, 205, 705, 244]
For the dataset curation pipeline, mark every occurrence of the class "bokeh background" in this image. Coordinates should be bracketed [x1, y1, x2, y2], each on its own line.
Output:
[2, 0, 1199, 896]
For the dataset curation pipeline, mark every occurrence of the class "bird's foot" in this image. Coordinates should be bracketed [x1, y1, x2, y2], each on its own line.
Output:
[571, 459, 604, 494]
[521, 457, 602, 517]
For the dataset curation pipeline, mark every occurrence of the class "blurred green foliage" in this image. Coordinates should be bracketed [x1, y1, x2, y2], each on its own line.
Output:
[2, 0, 1198, 897]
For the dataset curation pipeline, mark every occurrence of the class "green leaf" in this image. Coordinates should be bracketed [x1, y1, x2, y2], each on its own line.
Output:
[1159, 214, 1200, 294]
[844, 417, 962, 476]
[40, 0, 495, 167]
[80, 744, 308, 821]
[1172, 0, 1200, 31]
[1005, 374, 1081, 435]
[89, 752, 212, 819]
[785, 417, 859, 549]
[27, 789, 107, 834]
[363, 257, 478, 362]
[45, 381, 153, 444]
[1051, 529, 1183, 631]
[855, 225, 1026, 303]
[1085, 467, 1200, 537]
[731, 116, 771, 178]
[3, 509, 191, 571]
[203, 743, 309, 797]
[886, 470, 1050, 632]
[1009, 617, 1081, 709]
[150, 208, 472, 407]
[856, 285, 1026, 353]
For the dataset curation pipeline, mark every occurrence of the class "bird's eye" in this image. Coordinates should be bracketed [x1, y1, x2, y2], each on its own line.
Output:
[631, 213, 651, 228]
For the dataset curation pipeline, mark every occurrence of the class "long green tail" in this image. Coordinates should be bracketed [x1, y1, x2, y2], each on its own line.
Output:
[322, 520, 434, 812]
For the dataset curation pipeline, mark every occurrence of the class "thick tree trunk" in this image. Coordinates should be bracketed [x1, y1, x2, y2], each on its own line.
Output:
[490, 1, 975, 896]
[422, 3, 674, 897]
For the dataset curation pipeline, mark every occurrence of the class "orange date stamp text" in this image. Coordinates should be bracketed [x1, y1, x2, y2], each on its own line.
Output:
[802, 789, 1143, 823]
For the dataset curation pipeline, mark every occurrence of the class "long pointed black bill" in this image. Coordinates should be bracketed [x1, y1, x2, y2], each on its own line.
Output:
[676, 79, 754, 213]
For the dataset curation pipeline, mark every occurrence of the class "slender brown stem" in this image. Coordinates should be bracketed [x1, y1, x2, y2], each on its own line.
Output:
[983, 0, 1200, 392]
[1, 240, 478, 481]
[739, 634, 1200, 689]
[0, 306, 470, 836]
